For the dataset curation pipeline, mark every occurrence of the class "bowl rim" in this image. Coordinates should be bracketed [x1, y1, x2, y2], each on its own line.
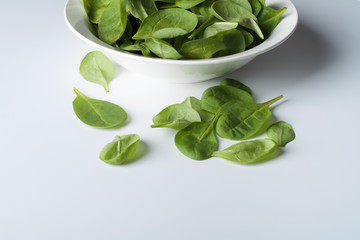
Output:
[64, 0, 298, 65]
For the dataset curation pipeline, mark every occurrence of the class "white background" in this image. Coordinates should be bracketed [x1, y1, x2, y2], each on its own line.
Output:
[1, 0, 360, 239]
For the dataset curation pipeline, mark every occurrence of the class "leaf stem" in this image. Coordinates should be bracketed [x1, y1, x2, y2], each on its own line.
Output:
[188, 16, 216, 39]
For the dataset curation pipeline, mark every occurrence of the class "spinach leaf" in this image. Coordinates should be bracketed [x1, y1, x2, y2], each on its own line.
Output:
[175, 115, 219, 160]
[212, 139, 277, 163]
[266, 121, 295, 147]
[151, 103, 201, 129]
[211, 1, 263, 39]
[201, 85, 253, 113]
[181, 97, 214, 122]
[145, 37, 183, 59]
[178, 38, 225, 59]
[83, 0, 110, 23]
[203, 22, 238, 38]
[126, 0, 158, 22]
[133, 8, 198, 40]
[248, 0, 262, 16]
[175, 0, 206, 9]
[72, 88, 127, 128]
[228, 0, 252, 12]
[79, 51, 114, 92]
[98, 0, 127, 44]
[258, 6, 287, 38]
[220, 78, 252, 95]
[99, 134, 140, 165]
[216, 95, 283, 140]
[239, 28, 254, 47]
[212, 29, 246, 57]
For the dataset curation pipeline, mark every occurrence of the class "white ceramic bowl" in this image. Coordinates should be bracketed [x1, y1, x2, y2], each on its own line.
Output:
[64, 0, 298, 83]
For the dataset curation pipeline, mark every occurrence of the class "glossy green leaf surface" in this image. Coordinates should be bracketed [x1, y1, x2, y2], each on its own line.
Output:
[212, 139, 277, 163]
[211, 1, 256, 23]
[151, 103, 201, 129]
[79, 51, 114, 92]
[126, 0, 158, 21]
[248, 0, 262, 16]
[175, 116, 219, 160]
[201, 85, 253, 113]
[220, 78, 252, 95]
[72, 88, 127, 128]
[179, 38, 225, 59]
[175, 0, 206, 9]
[133, 8, 198, 39]
[266, 121, 295, 147]
[99, 134, 140, 165]
[216, 95, 283, 140]
[258, 6, 287, 38]
[212, 29, 246, 57]
[145, 37, 183, 59]
[181, 97, 214, 122]
[203, 22, 238, 38]
[83, 0, 110, 23]
[98, 0, 127, 44]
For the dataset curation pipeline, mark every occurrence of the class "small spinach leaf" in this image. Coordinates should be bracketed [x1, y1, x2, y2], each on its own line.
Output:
[216, 95, 283, 140]
[72, 88, 127, 128]
[83, 0, 111, 23]
[175, 0, 206, 9]
[212, 139, 277, 163]
[151, 103, 201, 129]
[145, 37, 183, 59]
[212, 29, 246, 57]
[179, 38, 225, 59]
[99, 134, 140, 165]
[220, 78, 252, 95]
[98, 0, 127, 44]
[258, 6, 286, 38]
[201, 85, 253, 113]
[266, 121, 295, 147]
[175, 115, 219, 160]
[181, 97, 214, 122]
[211, 1, 263, 39]
[80, 51, 114, 92]
[203, 22, 238, 38]
[133, 8, 198, 39]
[248, 0, 262, 16]
[126, 0, 158, 22]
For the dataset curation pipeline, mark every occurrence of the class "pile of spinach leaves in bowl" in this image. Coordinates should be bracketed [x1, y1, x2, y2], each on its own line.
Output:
[83, 0, 286, 59]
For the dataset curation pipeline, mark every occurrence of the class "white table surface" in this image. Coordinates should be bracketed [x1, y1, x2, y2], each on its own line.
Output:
[1, 0, 360, 239]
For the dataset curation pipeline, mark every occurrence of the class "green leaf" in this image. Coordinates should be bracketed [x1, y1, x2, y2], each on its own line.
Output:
[201, 85, 253, 113]
[151, 103, 201, 129]
[203, 22, 238, 38]
[220, 78, 252, 95]
[228, 0, 253, 12]
[258, 6, 287, 38]
[212, 29, 246, 57]
[72, 88, 127, 128]
[175, 0, 206, 9]
[98, 0, 127, 45]
[133, 8, 198, 40]
[239, 29, 254, 47]
[180, 97, 214, 122]
[211, 1, 256, 23]
[179, 38, 225, 59]
[83, 0, 111, 23]
[211, 1, 263, 39]
[175, 116, 219, 160]
[212, 139, 277, 163]
[266, 121, 295, 147]
[99, 134, 140, 165]
[79, 51, 114, 92]
[145, 37, 183, 59]
[248, 0, 262, 16]
[126, 0, 158, 21]
[216, 95, 283, 140]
